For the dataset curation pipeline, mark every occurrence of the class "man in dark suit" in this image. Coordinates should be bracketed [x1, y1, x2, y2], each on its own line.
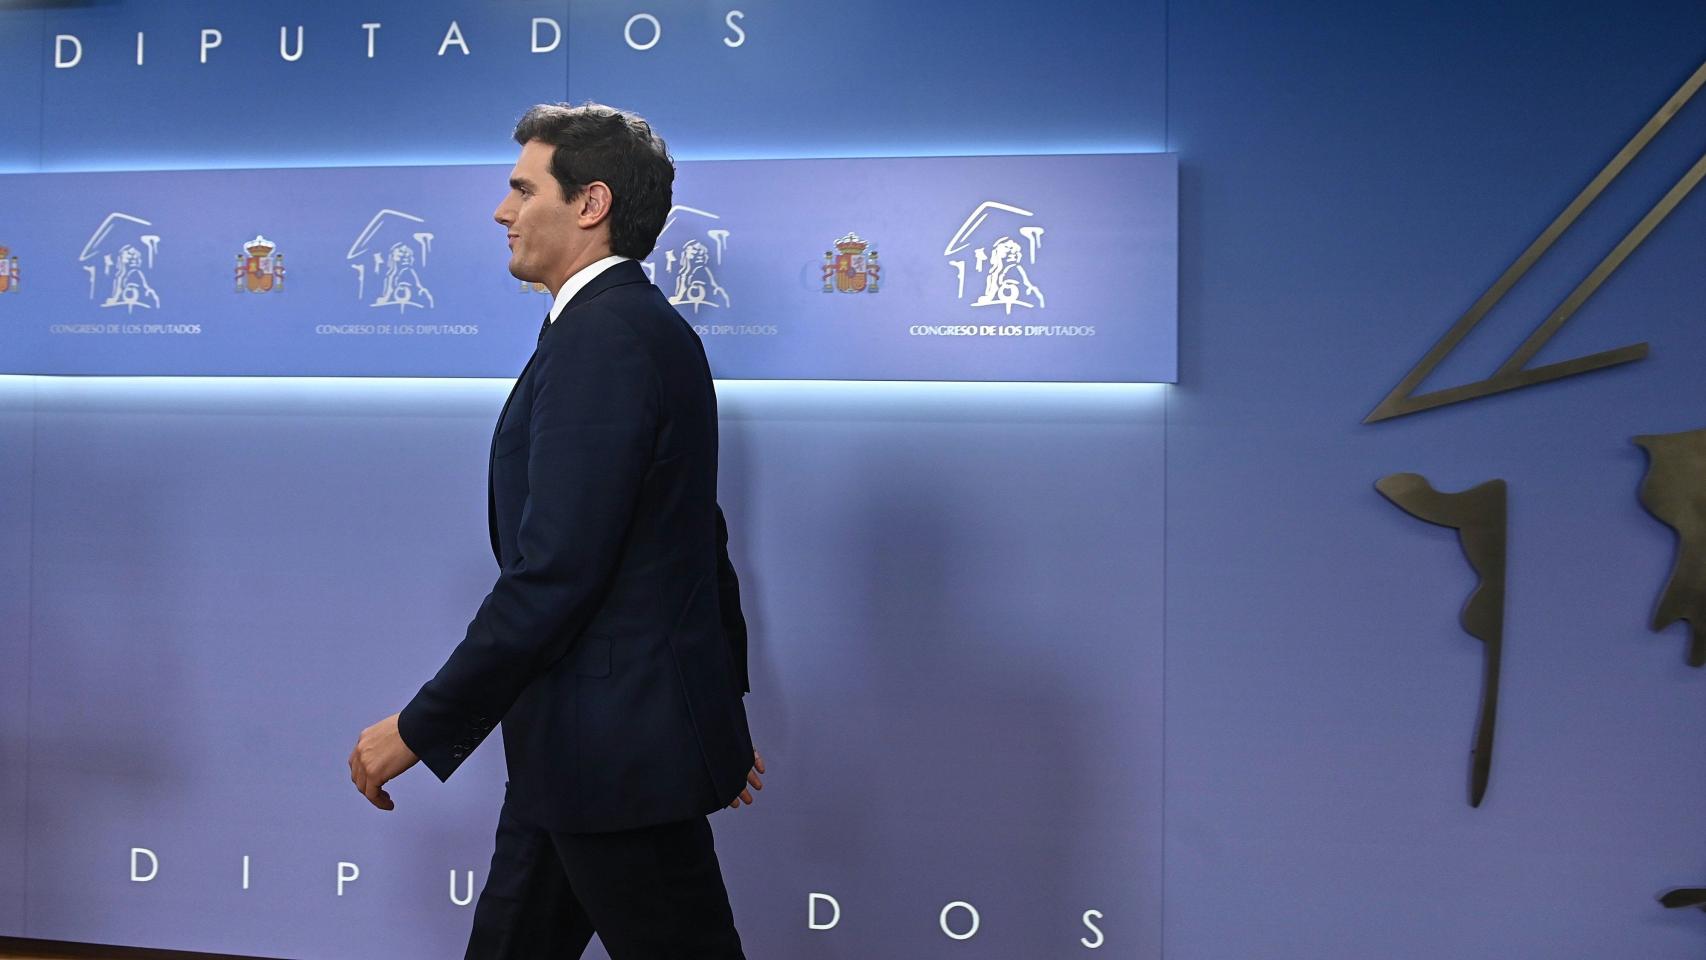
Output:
[348, 102, 762, 959]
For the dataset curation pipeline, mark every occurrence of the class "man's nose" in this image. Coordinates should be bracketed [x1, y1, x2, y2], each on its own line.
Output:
[493, 202, 513, 226]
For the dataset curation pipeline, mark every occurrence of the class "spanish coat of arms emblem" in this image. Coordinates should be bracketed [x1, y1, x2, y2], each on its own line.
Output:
[822, 233, 880, 294]
[234, 234, 285, 294]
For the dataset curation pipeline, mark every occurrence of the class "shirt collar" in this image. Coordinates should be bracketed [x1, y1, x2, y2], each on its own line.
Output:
[547, 255, 631, 324]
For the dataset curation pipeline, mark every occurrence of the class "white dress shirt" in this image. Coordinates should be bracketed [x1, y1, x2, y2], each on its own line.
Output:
[547, 255, 632, 325]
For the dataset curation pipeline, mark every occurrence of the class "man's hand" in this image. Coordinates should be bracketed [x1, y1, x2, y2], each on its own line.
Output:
[728, 749, 765, 809]
[348, 712, 419, 811]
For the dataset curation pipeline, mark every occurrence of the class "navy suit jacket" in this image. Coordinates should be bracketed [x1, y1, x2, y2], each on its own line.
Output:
[398, 259, 753, 834]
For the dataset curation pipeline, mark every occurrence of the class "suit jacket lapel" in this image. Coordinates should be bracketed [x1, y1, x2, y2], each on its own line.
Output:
[485, 261, 648, 564]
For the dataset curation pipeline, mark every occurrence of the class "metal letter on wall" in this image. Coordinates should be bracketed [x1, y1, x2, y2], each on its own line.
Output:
[1376, 473, 1507, 807]
[1364, 59, 1706, 423]
[1633, 427, 1706, 666]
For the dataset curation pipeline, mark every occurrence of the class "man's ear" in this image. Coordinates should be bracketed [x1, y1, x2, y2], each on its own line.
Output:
[579, 182, 614, 229]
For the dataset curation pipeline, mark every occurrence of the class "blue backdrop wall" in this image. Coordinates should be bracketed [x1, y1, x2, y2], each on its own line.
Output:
[3, 1, 1705, 958]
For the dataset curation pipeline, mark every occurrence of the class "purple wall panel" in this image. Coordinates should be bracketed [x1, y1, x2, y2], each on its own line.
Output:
[0, 379, 32, 935]
[10, 378, 1165, 959]
[19, 378, 511, 955]
[714, 383, 1165, 958]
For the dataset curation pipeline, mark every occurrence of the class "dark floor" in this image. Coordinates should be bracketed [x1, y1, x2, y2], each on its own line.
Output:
[0, 940, 279, 960]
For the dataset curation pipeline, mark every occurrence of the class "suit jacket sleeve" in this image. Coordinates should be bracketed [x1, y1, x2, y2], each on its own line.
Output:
[715, 505, 750, 695]
[398, 310, 658, 781]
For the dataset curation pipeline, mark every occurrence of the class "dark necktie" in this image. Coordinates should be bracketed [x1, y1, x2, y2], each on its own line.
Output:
[539, 312, 551, 342]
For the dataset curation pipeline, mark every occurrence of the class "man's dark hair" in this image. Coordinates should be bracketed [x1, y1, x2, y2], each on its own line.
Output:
[513, 102, 674, 260]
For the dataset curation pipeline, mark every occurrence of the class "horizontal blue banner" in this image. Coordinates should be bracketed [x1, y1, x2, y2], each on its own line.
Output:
[0, 154, 1176, 381]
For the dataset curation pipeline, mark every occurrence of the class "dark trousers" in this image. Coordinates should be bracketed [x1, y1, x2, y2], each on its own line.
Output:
[465, 800, 746, 960]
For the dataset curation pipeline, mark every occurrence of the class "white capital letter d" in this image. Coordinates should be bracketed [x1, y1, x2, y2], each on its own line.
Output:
[808, 892, 840, 930]
[531, 18, 561, 54]
[129, 847, 158, 882]
[54, 35, 83, 69]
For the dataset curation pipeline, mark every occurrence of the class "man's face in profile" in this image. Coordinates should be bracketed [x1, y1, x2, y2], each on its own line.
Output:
[494, 140, 581, 291]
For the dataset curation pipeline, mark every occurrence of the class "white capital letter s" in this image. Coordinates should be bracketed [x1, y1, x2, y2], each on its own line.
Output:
[724, 11, 746, 48]
[1081, 909, 1105, 949]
